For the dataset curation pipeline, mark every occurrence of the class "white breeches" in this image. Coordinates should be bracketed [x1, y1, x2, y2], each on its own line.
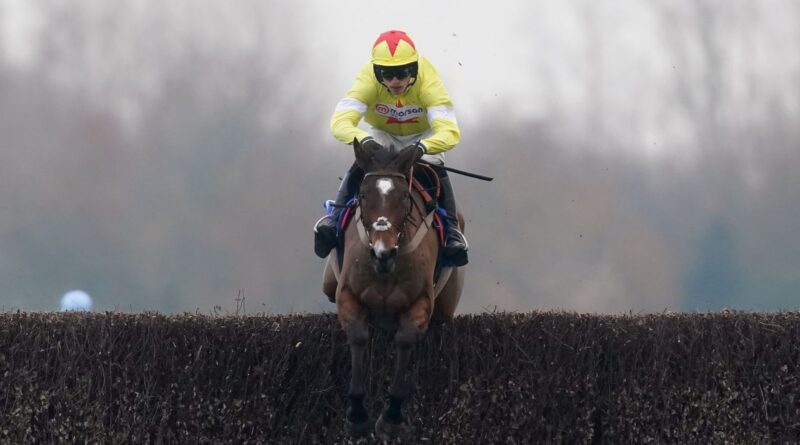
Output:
[367, 127, 445, 166]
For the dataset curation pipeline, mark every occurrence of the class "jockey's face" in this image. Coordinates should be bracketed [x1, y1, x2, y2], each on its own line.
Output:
[382, 76, 412, 96]
[376, 65, 413, 96]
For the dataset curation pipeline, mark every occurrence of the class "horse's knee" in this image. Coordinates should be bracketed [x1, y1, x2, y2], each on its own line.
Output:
[394, 320, 421, 350]
[346, 320, 369, 347]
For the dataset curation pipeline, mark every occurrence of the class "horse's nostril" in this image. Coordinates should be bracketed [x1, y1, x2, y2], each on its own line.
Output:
[372, 248, 395, 260]
[371, 239, 396, 260]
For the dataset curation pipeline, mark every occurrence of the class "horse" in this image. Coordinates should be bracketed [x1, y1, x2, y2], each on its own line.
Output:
[322, 139, 465, 438]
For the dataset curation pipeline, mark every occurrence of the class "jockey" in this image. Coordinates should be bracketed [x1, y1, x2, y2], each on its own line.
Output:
[314, 29, 468, 267]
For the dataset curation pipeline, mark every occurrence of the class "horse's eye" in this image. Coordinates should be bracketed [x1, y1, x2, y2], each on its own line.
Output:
[358, 193, 366, 200]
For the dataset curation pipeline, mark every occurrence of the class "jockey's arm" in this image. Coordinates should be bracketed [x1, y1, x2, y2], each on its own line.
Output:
[330, 63, 375, 145]
[419, 104, 460, 155]
[330, 98, 370, 144]
[417, 62, 460, 155]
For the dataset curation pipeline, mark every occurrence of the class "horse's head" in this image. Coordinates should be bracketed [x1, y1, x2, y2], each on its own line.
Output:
[353, 138, 418, 274]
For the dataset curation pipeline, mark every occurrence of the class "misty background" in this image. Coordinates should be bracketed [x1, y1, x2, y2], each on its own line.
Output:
[1, 0, 798, 314]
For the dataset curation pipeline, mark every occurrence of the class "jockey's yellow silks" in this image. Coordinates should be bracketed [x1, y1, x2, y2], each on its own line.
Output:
[330, 56, 460, 155]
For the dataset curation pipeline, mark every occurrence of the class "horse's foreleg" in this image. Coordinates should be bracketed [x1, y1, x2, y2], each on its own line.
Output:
[378, 295, 431, 436]
[337, 288, 370, 436]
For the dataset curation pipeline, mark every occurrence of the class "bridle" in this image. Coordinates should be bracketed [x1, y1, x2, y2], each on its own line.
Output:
[357, 170, 415, 251]
[352, 167, 439, 256]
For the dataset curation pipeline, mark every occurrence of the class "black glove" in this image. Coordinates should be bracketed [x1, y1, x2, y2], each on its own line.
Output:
[360, 136, 383, 154]
[411, 142, 427, 161]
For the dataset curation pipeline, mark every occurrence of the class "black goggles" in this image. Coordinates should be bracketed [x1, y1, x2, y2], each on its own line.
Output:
[377, 66, 412, 81]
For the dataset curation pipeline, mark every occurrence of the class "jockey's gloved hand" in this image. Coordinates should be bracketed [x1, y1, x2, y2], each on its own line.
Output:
[360, 136, 383, 154]
[411, 142, 427, 161]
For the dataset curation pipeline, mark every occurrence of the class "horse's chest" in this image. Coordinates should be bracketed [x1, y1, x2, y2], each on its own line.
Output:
[358, 286, 414, 314]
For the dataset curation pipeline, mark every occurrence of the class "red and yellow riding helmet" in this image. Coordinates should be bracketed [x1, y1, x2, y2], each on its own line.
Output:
[371, 30, 418, 67]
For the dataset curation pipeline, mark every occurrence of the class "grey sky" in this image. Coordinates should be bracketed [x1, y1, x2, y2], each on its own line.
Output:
[4, 0, 798, 161]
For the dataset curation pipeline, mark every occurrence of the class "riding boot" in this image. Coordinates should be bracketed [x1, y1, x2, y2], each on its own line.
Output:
[314, 163, 364, 258]
[434, 167, 469, 266]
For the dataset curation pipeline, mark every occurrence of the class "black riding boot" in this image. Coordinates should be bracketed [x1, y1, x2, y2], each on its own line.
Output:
[434, 167, 469, 267]
[314, 163, 364, 258]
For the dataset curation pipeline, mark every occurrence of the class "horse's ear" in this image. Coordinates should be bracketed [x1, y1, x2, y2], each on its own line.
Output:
[353, 137, 372, 170]
[391, 144, 419, 174]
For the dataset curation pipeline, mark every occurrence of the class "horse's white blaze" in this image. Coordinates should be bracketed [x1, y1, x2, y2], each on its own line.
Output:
[376, 178, 394, 196]
[372, 216, 392, 232]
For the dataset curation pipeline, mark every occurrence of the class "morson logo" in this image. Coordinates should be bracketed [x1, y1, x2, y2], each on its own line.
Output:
[374, 103, 424, 124]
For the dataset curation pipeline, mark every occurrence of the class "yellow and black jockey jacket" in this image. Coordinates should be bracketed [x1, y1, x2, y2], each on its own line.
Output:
[330, 56, 460, 155]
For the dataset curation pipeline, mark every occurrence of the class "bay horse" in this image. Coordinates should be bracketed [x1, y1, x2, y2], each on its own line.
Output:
[322, 139, 465, 438]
